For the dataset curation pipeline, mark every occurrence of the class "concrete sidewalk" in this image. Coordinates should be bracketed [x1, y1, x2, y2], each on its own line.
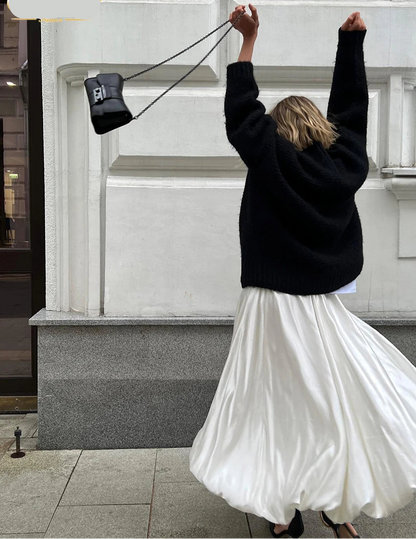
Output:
[0, 413, 415, 538]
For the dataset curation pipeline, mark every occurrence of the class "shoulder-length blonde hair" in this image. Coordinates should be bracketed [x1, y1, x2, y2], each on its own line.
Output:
[267, 95, 340, 152]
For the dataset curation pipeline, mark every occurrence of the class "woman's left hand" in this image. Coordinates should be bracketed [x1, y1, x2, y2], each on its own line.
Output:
[229, 4, 259, 39]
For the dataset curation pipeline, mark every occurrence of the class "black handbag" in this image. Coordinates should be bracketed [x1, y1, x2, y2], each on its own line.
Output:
[84, 10, 245, 135]
[84, 73, 132, 135]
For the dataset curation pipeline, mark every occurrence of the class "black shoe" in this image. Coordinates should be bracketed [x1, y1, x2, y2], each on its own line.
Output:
[268, 509, 304, 538]
[319, 510, 360, 538]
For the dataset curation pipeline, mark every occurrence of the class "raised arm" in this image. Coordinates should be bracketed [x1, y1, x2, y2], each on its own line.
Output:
[327, 12, 369, 163]
[224, 5, 278, 169]
[224, 60, 278, 169]
[327, 26, 368, 141]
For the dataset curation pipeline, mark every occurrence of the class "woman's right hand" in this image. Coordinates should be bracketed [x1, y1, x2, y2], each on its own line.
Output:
[341, 12, 366, 31]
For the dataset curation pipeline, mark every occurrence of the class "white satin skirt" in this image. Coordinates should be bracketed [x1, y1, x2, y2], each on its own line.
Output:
[189, 286, 416, 525]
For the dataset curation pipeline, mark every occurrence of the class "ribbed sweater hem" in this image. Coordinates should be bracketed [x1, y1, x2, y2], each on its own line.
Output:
[240, 258, 363, 296]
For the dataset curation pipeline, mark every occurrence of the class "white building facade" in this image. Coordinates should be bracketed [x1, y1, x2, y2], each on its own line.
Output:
[29, 0, 416, 449]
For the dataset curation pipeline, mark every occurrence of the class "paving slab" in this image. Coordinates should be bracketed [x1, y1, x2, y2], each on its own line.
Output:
[0, 414, 38, 438]
[0, 438, 14, 461]
[1, 436, 39, 452]
[44, 504, 150, 538]
[155, 447, 197, 483]
[59, 449, 157, 506]
[0, 449, 81, 535]
[148, 480, 250, 538]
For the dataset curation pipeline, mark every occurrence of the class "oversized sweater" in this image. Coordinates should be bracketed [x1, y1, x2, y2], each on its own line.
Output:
[224, 28, 369, 295]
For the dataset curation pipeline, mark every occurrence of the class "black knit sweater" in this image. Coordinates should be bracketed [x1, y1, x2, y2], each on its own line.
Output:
[224, 28, 369, 295]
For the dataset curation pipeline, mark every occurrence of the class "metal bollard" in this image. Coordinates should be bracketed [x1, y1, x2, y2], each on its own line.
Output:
[10, 426, 25, 458]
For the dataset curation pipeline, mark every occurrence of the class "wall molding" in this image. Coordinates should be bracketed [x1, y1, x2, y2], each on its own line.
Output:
[382, 173, 416, 258]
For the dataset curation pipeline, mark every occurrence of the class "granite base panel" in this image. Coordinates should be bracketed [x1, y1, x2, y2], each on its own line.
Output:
[37, 324, 232, 450]
[37, 379, 219, 450]
[36, 322, 416, 450]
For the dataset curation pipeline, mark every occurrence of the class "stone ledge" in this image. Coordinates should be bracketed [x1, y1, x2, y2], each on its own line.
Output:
[29, 308, 416, 327]
[29, 308, 234, 326]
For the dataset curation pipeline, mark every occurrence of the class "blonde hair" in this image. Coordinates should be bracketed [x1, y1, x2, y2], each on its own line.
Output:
[267, 95, 341, 152]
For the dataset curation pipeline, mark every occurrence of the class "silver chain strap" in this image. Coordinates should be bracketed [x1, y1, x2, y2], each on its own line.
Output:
[123, 10, 247, 121]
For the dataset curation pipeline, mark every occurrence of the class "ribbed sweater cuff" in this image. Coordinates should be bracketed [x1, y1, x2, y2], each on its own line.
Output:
[226, 61, 254, 80]
[338, 26, 367, 52]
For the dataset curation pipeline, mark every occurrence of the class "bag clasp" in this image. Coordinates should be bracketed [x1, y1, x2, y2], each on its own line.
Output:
[93, 85, 107, 104]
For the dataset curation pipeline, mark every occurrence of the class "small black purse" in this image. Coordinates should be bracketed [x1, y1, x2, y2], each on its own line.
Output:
[84, 73, 132, 135]
[84, 10, 245, 135]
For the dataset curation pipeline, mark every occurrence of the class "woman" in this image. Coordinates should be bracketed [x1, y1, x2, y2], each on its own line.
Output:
[189, 5, 416, 538]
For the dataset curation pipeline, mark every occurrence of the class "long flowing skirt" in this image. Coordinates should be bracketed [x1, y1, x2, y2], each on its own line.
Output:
[189, 286, 416, 525]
